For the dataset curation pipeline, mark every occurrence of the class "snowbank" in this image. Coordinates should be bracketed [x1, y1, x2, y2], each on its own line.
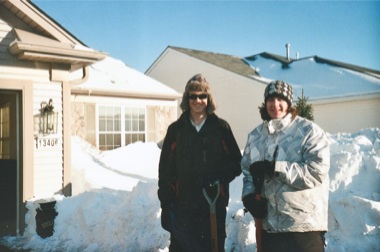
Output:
[2, 128, 380, 251]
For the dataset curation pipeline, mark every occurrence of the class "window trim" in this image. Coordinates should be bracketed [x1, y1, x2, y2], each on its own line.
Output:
[96, 105, 146, 150]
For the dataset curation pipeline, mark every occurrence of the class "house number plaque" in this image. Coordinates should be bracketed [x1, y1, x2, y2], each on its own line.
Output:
[35, 137, 59, 149]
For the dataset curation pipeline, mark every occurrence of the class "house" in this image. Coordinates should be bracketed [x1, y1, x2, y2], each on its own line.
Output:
[146, 46, 380, 149]
[0, 0, 108, 236]
[70, 56, 180, 151]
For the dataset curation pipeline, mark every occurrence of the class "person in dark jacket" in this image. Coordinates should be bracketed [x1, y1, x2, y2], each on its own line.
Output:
[158, 74, 242, 252]
[242, 80, 330, 252]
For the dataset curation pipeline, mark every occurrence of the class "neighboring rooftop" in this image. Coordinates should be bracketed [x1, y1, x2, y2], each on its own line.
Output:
[169, 46, 380, 101]
[168, 46, 258, 78]
[244, 52, 380, 100]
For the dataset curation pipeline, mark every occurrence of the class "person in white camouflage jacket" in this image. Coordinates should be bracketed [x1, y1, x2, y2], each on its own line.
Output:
[241, 80, 330, 252]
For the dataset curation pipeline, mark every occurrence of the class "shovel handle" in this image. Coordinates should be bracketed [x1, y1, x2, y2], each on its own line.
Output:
[202, 180, 220, 214]
[203, 180, 220, 252]
[255, 192, 263, 252]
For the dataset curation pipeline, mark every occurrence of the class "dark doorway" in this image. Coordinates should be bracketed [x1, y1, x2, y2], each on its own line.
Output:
[0, 90, 21, 236]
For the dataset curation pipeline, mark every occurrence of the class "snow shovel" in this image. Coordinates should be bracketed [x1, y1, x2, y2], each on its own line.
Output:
[252, 173, 264, 252]
[250, 146, 279, 252]
[203, 180, 220, 252]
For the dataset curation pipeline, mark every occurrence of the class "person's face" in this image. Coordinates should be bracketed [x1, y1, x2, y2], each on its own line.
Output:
[188, 91, 208, 115]
[266, 96, 289, 119]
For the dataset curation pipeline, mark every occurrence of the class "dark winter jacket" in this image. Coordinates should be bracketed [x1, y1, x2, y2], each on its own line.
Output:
[158, 111, 242, 209]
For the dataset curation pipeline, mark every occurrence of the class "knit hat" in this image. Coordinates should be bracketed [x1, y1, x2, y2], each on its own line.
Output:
[264, 80, 293, 106]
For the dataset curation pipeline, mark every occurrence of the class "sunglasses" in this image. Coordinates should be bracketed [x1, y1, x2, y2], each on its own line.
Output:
[189, 94, 208, 100]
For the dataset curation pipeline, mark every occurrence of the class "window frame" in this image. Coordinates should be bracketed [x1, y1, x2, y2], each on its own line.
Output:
[97, 105, 146, 150]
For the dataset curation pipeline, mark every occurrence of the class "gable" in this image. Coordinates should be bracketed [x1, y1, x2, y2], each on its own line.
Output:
[0, 0, 82, 44]
[0, 0, 106, 70]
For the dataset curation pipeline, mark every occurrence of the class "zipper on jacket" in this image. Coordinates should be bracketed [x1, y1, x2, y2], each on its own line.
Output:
[203, 137, 207, 162]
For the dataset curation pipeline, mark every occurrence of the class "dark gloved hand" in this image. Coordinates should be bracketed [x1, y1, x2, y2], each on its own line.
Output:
[242, 193, 268, 219]
[249, 160, 275, 187]
[221, 160, 242, 184]
[161, 202, 175, 232]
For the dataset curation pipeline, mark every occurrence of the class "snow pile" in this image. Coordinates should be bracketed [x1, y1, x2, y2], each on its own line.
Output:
[2, 129, 380, 251]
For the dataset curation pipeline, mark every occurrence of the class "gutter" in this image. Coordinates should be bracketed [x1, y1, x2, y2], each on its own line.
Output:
[71, 88, 182, 101]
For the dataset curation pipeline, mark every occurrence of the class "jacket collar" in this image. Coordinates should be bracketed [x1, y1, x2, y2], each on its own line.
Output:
[264, 113, 293, 134]
[179, 111, 218, 132]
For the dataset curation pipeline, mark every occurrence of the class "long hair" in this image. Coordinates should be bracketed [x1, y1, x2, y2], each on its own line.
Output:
[259, 102, 298, 121]
[179, 74, 217, 114]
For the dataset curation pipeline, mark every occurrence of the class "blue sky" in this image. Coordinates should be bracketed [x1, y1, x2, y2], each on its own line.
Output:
[34, 1, 380, 73]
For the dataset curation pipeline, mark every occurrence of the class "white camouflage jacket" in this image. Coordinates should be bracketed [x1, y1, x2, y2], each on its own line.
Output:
[241, 113, 330, 233]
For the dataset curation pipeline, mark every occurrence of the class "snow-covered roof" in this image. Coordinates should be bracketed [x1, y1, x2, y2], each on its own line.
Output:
[73, 57, 181, 100]
[164, 47, 380, 102]
[244, 53, 380, 101]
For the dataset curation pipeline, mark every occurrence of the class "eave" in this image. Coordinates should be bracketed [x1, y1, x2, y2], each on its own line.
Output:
[8, 28, 107, 70]
[9, 40, 106, 66]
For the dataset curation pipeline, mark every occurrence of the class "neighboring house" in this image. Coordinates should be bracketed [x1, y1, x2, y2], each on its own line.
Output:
[70, 56, 180, 151]
[0, 0, 106, 236]
[146, 46, 380, 149]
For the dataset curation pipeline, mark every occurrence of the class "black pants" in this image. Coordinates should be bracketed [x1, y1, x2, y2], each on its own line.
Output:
[168, 203, 226, 252]
[262, 231, 326, 252]
[169, 234, 225, 252]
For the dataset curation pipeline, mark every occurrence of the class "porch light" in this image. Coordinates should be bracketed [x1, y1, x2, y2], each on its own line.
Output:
[40, 99, 58, 135]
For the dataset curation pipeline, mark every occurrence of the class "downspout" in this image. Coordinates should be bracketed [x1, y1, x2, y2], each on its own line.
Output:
[69, 66, 89, 85]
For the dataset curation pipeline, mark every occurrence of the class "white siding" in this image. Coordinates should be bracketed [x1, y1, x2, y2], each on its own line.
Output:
[33, 82, 63, 197]
[313, 97, 380, 134]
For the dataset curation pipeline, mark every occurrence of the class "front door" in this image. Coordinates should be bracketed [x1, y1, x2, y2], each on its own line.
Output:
[0, 90, 21, 236]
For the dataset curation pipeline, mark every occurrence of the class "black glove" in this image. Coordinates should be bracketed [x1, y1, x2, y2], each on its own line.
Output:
[161, 202, 175, 232]
[242, 193, 268, 219]
[249, 160, 275, 188]
[221, 161, 241, 184]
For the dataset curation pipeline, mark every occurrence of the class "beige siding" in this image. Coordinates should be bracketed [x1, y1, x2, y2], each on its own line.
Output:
[147, 48, 266, 149]
[0, 19, 15, 64]
[313, 97, 380, 134]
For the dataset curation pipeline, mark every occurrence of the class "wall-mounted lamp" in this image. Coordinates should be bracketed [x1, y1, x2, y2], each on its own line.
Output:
[40, 99, 58, 135]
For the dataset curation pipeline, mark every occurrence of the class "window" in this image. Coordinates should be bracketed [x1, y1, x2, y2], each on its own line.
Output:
[99, 106, 121, 150]
[125, 107, 145, 145]
[98, 106, 145, 150]
[0, 103, 10, 159]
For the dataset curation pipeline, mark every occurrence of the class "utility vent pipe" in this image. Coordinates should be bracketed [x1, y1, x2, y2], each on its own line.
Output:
[285, 43, 291, 60]
[296, 52, 299, 60]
